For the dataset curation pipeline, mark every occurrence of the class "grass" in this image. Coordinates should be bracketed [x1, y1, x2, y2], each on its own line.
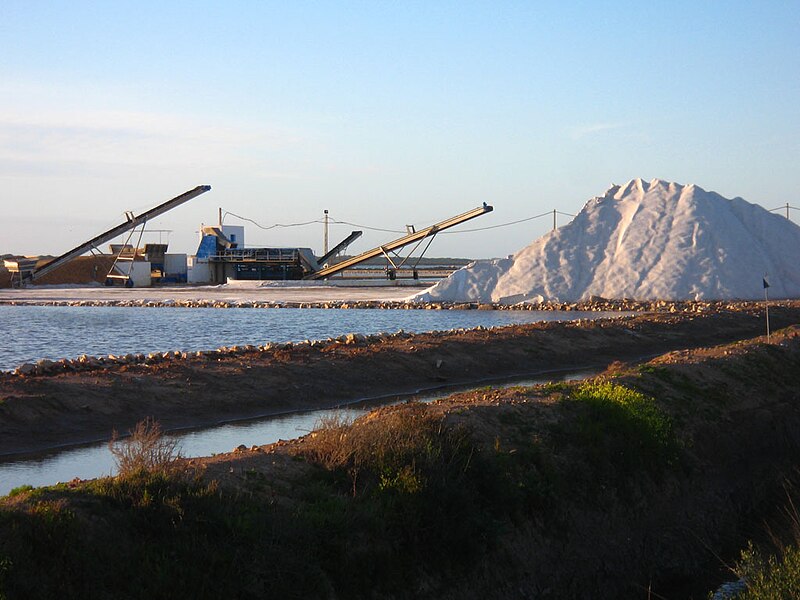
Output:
[6, 486, 33, 498]
[734, 543, 800, 599]
[298, 403, 508, 576]
[0, 460, 324, 599]
[721, 485, 800, 599]
[0, 410, 529, 598]
[553, 381, 679, 486]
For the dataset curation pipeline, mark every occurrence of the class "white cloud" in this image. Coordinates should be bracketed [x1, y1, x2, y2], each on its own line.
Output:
[0, 102, 306, 177]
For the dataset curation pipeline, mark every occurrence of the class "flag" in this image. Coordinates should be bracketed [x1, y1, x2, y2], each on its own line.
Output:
[763, 278, 770, 289]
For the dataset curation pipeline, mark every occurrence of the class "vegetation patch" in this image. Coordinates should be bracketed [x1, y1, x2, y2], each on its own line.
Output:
[295, 403, 514, 590]
[108, 417, 182, 477]
[553, 381, 679, 485]
[734, 543, 800, 598]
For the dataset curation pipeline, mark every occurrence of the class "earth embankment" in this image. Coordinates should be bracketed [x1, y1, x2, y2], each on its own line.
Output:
[199, 323, 800, 597]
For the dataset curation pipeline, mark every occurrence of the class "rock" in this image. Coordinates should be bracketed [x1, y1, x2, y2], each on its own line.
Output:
[36, 359, 56, 372]
[344, 333, 366, 345]
[15, 363, 36, 376]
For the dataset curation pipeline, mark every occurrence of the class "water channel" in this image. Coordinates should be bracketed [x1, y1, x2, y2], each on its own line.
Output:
[0, 369, 595, 496]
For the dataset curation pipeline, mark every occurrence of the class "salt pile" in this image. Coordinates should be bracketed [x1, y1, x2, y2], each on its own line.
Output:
[417, 178, 800, 302]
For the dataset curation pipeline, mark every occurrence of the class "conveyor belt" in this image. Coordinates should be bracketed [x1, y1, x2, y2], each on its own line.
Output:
[30, 186, 211, 281]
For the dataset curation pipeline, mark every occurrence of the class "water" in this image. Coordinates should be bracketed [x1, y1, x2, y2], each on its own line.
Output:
[0, 408, 364, 496]
[0, 305, 614, 371]
[0, 304, 614, 494]
[0, 371, 592, 496]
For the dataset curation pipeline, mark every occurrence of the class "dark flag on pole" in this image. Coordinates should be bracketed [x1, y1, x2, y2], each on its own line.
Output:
[763, 275, 771, 342]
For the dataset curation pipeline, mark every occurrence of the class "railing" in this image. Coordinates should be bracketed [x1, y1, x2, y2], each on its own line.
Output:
[210, 248, 301, 263]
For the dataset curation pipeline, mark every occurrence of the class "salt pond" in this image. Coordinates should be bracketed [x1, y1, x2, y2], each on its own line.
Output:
[0, 304, 618, 371]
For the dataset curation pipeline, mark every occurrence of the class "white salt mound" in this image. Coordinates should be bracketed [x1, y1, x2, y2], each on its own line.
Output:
[417, 178, 800, 303]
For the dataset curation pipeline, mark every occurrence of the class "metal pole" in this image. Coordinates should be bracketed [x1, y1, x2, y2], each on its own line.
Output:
[324, 210, 329, 255]
[219, 208, 223, 229]
[787, 203, 791, 220]
[765, 284, 770, 343]
[553, 209, 557, 231]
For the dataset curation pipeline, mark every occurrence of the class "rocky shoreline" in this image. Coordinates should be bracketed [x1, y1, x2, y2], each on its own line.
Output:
[4, 300, 793, 378]
[0, 297, 791, 312]
[4, 328, 422, 377]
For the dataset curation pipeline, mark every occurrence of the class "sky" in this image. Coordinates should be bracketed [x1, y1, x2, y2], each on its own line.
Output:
[2, 1, 799, 259]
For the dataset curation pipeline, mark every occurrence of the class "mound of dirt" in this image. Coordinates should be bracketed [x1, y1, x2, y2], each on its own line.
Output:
[0, 255, 118, 288]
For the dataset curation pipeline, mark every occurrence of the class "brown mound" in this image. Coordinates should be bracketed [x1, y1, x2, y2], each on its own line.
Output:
[0, 255, 118, 288]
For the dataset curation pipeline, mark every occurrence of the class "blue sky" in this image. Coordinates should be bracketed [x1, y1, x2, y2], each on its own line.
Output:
[2, 1, 799, 258]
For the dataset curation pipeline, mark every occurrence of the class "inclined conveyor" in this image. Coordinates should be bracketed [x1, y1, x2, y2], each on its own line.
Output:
[26, 186, 211, 283]
[306, 203, 493, 280]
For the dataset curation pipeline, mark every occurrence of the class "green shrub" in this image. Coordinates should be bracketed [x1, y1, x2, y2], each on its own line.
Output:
[637, 363, 667, 375]
[296, 403, 511, 591]
[735, 543, 800, 598]
[0, 498, 83, 599]
[563, 381, 678, 478]
[302, 403, 467, 496]
[6, 486, 33, 498]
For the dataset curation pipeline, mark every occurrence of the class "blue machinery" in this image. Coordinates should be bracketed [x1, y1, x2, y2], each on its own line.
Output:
[200, 203, 494, 281]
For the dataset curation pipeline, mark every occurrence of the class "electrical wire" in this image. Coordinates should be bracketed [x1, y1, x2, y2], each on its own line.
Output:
[223, 211, 323, 230]
[222, 207, 579, 236]
[441, 210, 575, 234]
[328, 219, 405, 234]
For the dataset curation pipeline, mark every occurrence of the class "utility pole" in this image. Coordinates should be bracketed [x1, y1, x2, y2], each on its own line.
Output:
[553, 209, 557, 231]
[218, 208, 223, 229]
[323, 210, 329, 255]
[786, 203, 791, 220]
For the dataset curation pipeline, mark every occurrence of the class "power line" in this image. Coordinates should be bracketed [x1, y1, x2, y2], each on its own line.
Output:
[222, 207, 578, 237]
[768, 204, 798, 221]
[328, 219, 405, 234]
[440, 210, 556, 233]
[223, 211, 323, 230]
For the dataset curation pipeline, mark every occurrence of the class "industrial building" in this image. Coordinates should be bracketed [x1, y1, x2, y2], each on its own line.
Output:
[8, 186, 492, 288]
